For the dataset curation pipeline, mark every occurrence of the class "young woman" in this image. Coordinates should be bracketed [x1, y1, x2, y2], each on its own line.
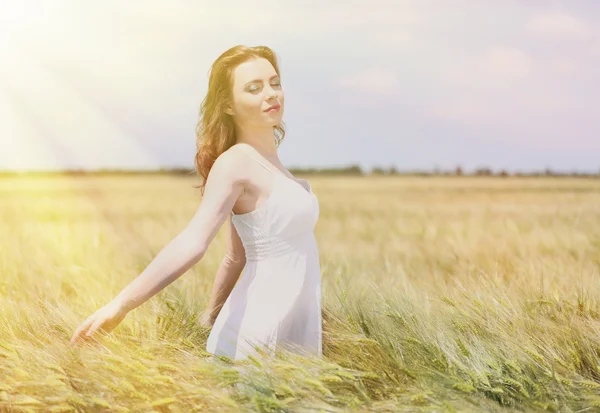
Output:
[70, 45, 322, 361]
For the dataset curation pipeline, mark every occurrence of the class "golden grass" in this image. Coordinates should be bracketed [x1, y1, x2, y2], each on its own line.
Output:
[1, 174, 599, 412]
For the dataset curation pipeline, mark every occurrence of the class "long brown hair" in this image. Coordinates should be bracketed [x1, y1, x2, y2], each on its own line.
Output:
[193, 45, 286, 194]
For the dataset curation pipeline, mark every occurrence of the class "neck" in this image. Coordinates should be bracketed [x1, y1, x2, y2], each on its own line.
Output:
[235, 125, 278, 156]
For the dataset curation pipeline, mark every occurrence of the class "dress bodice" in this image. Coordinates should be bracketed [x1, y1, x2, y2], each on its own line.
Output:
[231, 172, 319, 261]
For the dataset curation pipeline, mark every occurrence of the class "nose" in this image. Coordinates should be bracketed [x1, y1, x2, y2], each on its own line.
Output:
[266, 84, 278, 99]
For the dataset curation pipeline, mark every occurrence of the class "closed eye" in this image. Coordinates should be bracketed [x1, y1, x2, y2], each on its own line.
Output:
[248, 82, 281, 93]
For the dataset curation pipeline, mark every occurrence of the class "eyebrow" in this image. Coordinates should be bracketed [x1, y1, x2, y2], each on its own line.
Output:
[244, 75, 279, 87]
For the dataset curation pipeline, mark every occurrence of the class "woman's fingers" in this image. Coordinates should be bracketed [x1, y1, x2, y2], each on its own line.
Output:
[86, 318, 106, 338]
[70, 318, 92, 344]
[70, 313, 99, 344]
[70, 303, 128, 346]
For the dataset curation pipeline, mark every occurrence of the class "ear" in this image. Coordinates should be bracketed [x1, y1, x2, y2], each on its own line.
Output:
[226, 107, 235, 116]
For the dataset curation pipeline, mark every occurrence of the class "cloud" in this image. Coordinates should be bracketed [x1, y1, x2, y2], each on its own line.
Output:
[526, 12, 594, 39]
[335, 68, 400, 95]
[427, 45, 580, 126]
[437, 45, 535, 93]
[428, 100, 492, 123]
[476, 46, 535, 81]
[547, 58, 578, 74]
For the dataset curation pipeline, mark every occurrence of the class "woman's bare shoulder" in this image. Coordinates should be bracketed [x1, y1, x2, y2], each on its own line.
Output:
[211, 145, 251, 184]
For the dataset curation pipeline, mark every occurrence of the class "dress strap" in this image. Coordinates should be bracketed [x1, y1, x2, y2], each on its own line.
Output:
[240, 145, 275, 175]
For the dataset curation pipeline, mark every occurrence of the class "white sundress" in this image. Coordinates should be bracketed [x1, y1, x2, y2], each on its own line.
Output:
[205, 147, 322, 361]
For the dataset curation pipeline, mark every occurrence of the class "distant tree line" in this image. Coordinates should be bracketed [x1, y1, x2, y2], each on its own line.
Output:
[367, 165, 600, 177]
[0, 164, 599, 177]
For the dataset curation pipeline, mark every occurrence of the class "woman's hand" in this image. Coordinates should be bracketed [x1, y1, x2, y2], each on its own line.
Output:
[70, 300, 129, 345]
[199, 309, 216, 328]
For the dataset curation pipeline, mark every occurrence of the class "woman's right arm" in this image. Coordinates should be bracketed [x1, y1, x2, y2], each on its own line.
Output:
[70, 149, 247, 343]
[111, 149, 248, 313]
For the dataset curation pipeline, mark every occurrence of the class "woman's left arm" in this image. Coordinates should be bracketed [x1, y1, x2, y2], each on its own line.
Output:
[201, 215, 247, 326]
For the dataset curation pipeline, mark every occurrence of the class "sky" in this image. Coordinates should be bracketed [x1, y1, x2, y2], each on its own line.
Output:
[1, 0, 599, 173]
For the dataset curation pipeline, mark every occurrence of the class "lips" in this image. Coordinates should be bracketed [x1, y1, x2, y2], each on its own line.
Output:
[265, 104, 280, 112]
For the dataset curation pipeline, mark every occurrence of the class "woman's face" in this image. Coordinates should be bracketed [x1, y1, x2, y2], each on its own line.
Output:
[227, 58, 284, 128]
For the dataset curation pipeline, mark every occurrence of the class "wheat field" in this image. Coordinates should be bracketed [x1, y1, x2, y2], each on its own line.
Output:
[1, 174, 599, 412]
